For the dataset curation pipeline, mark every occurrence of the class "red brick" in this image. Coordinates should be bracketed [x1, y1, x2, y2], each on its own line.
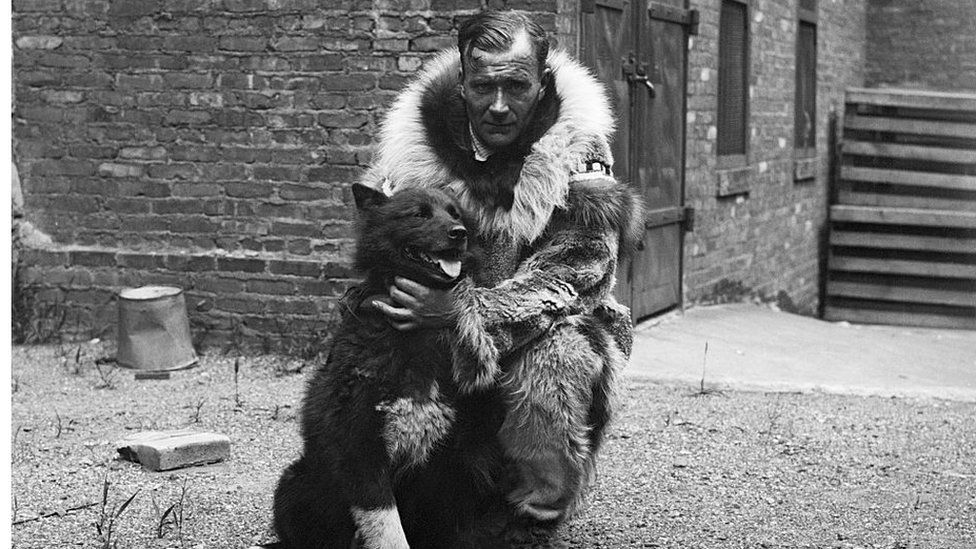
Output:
[269, 260, 320, 278]
[223, 0, 265, 12]
[247, 279, 296, 295]
[271, 221, 320, 238]
[273, 37, 319, 52]
[307, 165, 361, 183]
[118, 253, 165, 269]
[294, 54, 344, 71]
[224, 182, 273, 198]
[164, 110, 213, 126]
[117, 431, 230, 471]
[108, 0, 158, 17]
[266, 299, 319, 316]
[317, 111, 369, 129]
[286, 239, 312, 255]
[217, 257, 266, 273]
[106, 198, 151, 214]
[195, 277, 245, 293]
[320, 74, 376, 91]
[164, 254, 216, 271]
[216, 296, 266, 314]
[19, 249, 69, 266]
[162, 36, 216, 52]
[279, 184, 334, 201]
[15, 36, 64, 50]
[121, 215, 170, 232]
[252, 166, 301, 181]
[321, 261, 355, 278]
[14, 0, 62, 12]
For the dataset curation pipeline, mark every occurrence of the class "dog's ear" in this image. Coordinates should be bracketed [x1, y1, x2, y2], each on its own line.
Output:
[352, 183, 388, 210]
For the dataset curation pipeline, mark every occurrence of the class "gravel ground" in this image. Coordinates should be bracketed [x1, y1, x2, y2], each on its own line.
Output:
[10, 341, 976, 548]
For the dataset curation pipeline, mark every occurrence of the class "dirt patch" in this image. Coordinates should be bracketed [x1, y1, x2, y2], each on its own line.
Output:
[11, 343, 976, 548]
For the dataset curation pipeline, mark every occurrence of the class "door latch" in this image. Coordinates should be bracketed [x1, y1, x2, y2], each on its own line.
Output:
[622, 53, 656, 97]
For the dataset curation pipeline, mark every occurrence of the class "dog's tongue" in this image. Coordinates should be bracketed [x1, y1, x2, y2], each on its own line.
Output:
[437, 258, 462, 279]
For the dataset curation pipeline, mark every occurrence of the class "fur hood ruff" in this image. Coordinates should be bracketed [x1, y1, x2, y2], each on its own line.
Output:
[364, 49, 617, 244]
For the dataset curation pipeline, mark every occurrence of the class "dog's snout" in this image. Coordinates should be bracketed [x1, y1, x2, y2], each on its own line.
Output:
[449, 226, 467, 241]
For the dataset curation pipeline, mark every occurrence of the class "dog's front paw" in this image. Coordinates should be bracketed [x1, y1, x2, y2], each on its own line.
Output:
[351, 506, 410, 549]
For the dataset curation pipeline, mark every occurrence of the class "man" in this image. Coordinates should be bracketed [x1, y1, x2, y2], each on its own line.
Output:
[363, 9, 642, 529]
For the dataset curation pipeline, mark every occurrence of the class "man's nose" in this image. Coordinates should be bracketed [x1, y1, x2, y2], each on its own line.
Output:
[488, 89, 510, 117]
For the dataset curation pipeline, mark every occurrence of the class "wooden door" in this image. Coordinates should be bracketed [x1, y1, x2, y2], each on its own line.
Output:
[582, 0, 695, 320]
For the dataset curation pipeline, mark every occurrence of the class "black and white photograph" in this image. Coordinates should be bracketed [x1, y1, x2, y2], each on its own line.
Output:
[7, 1, 976, 547]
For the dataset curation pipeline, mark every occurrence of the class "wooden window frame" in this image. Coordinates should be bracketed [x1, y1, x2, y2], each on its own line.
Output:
[794, 2, 818, 162]
[716, 0, 750, 169]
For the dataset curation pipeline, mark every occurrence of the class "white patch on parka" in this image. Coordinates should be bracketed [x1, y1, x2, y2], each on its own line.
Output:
[364, 49, 616, 245]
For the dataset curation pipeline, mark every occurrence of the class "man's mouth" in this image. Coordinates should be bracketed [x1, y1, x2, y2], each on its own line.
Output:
[404, 247, 463, 279]
[483, 121, 514, 131]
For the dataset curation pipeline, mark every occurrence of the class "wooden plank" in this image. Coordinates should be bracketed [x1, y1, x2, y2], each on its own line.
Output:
[830, 205, 976, 228]
[844, 114, 976, 139]
[827, 281, 976, 307]
[830, 230, 976, 253]
[843, 141, 976, 164]
[846, 87, 976, 113]
[825, 305, 976, 329]
[644, 206, 686, 230]
[836, 189, 976, 212]
[841, 166, 976, 192]
[830, 255, 976, 279]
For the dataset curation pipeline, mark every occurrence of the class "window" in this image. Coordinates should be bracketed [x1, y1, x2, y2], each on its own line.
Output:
[717, 0, 749, 159]
[795, 1, 817, 156]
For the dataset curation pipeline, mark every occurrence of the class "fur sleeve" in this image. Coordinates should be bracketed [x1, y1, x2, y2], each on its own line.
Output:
[449, 176, 643, 392]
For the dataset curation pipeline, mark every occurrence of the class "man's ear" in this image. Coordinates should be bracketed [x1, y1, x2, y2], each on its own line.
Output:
[352, 182, 388, 211]
[538, 68, 553, 100]
[458, 68, 467, 102]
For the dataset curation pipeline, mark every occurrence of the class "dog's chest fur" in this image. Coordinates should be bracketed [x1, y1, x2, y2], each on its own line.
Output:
[306, 315, 458, 468]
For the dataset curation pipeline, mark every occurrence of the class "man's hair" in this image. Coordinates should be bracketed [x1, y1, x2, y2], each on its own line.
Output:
[457, 10, 550, 75]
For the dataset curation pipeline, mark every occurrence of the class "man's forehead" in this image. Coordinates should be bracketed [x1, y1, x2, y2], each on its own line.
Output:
[465, 32, 539, 75]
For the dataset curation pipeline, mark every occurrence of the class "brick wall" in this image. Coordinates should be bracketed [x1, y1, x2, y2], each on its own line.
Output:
[683, 0, 866, 313]
[13, 0, 569, 348]
[14, 0, 875, 345]
[865, 0, 976, 91]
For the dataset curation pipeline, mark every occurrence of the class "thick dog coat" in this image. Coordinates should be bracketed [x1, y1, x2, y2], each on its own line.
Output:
[272, 184, 497, 549]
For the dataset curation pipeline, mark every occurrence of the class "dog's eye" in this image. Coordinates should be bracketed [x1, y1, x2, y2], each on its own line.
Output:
[446, 205, 460, 220]
[414, 204, 433, 219]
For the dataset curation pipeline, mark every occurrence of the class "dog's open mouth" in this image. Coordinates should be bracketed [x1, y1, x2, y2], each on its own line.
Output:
[404, 247, 464, 280]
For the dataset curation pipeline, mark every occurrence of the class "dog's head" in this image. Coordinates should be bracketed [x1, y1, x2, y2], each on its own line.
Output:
[352, 183, 478, 289]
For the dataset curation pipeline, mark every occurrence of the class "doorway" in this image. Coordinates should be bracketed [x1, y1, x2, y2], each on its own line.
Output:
[581, 0, 695, 320]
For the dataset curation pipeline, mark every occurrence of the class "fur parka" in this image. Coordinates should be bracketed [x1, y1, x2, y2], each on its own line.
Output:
[362, 49, 643, 386]
[362, 49, 646, 521]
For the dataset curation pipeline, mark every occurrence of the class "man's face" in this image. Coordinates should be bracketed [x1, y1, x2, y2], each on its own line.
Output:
[460, 33, 549, 151]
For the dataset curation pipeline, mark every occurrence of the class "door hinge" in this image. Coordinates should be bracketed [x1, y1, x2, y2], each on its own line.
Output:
[647, 3, 700, 35]
[682, 206, 695, 232]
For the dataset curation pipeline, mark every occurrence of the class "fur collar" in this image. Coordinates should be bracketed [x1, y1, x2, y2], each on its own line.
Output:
[365, 49, 617, 244]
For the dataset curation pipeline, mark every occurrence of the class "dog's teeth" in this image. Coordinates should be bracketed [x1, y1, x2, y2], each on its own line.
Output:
[438, 259, 462, 279]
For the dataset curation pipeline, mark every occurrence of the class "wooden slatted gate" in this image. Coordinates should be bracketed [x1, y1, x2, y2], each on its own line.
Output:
[825, 88, 976, 329]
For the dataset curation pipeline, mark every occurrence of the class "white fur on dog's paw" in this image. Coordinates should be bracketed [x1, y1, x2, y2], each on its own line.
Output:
[351, 506, 410, 549]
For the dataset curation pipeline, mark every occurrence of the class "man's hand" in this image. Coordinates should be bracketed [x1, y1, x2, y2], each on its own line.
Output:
[369, 277, 456, 331]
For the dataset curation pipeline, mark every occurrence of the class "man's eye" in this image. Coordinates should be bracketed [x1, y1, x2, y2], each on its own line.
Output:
[471, 83, 492, 94]
[507, 81, 530, 93]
